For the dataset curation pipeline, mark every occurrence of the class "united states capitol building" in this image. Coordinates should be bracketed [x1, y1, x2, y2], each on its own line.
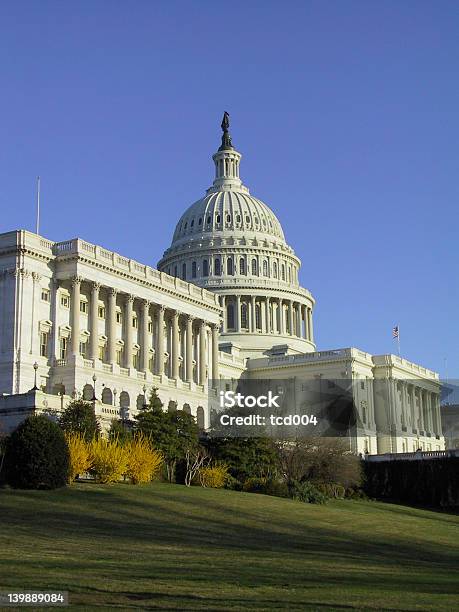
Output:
[0, 115, 445, 454]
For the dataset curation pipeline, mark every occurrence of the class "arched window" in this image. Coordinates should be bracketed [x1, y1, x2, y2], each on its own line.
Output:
[136, 394, 145, 410]
[182, 263, 186, 279]
[83, 384, 93, 401]
[288, 267, 291, 283]
[214, 258, 221, 276]
[263, 260, 268, 277]
[227, 257, 233, 275]
[207, 215, 211, 224]
[190, 219, 194, 227]
[239, 258, 246, 275]
[227, 303, 235, 329]
[281, 264, 286, 281]
[241, 302, 248, 328]
[183, 403, 191, 415]
[192, 261, 197, 278]
[120, 391, 130, 409]
[101, 387, 113, 405]
[273, 262, 278, 278]
[168, 400, 177, 413]
[251, 258, 258, 275]
[203, 259, 209, 277]
[255, 304, 261, 330]
[216, 214, 221, 224]
[226, 214, 231, 222]
[196, 406, 205, 429]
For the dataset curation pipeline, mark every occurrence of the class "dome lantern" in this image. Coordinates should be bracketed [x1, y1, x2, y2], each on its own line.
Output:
[209, 112, 244, 193]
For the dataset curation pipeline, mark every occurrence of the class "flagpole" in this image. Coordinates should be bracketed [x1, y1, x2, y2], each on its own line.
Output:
[36, 176, 40, 235]
[397, 330, 401, 357]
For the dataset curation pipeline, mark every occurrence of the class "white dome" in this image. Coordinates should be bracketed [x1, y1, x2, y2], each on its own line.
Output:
[171, 190, 286, 248]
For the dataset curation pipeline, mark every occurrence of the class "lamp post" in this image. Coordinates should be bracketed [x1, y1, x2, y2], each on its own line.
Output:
[31, 362, 39, 391]
[91, 373, 97, 401]
[143, 384, 148, 409]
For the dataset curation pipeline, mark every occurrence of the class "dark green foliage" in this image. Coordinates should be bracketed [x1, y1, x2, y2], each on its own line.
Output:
[5, 416, 69, 489]
[108, 419, 133, 444]
[363, 457, 459, 507]
[242, 477, 289, 498]
[224, 474, 243, 491]
[59, 399, 101, 441]
[207, 437, 279, 483]
[289, 480, 327, 504]
[135, 388, 199, 482]
[315, 482, 346, 499]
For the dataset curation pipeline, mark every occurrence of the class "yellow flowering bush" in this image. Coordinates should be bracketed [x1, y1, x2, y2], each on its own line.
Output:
[125, 435, 163, 484]
[89, 437, 128, 484]
[199, 463, 229, 488]
[65, 432, 92, 483]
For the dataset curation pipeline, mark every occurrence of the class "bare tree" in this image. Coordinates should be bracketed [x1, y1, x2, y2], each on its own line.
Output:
[184, 446, 208, 487]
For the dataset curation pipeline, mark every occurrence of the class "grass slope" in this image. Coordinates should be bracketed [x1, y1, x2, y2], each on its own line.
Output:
[0, 483, 458, 610]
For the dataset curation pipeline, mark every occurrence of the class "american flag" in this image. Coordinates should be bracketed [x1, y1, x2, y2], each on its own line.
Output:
[392, 325, 399, 339]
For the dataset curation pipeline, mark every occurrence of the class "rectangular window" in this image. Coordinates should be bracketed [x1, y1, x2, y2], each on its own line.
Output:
[80, 341, 87, 358]
[40, 331, 49, 357]
[59, 337, 68, 360]
[116, 349, 123, 365]
[360, 380, 365, 390]
[41, 289, 50, 302]
[116, 311, 122, 324]
[80, 300, 88, 314]
[98, 345, 105, 361]
[148, 320, 153, 333]
[132, 315, 138, 328]
[149, 355, 154, 371]
[98, 305, 106, 319]
[60, 295, 70, 308]
[133, 353, 139, 369]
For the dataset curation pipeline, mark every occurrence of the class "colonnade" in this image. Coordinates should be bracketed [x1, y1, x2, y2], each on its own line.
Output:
[67, 276, 219, 385]
[220, 294, 313, 340]
[395, 380, 442, 436]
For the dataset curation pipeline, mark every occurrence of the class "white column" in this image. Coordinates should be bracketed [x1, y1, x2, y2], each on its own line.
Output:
[89, 282, 100, 361]
[251, 296, 256, 332]
[295, 303, 301, 337]
[155, 305, 165, 376]
[70, 276, 82, 357]
[221, 295, 226, 332]
[236, 295, 241, 332]
[185, 315, 193, 383]
[124, 294, 134, 368]
[171, 310, 179, 380]
[141, 300, 150, 373]
[278, 299, 284, 334]
[265, 298, 270, 333]
[211, 323, 219, 386]
[107, 288, 117, 365]
[288, 300, 293, 335]
[199, 320, 207, 385]
[308, 308, 314, 343]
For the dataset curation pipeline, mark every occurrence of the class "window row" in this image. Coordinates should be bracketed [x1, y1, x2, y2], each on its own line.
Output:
[178, 213, 274, 233]
[169, 257, 297, 282]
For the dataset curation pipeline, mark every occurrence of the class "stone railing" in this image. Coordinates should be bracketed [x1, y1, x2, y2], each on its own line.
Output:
[51, 238, 220, 308]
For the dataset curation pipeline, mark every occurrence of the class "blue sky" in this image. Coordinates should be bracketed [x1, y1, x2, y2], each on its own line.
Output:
[1, 1, 458, 376]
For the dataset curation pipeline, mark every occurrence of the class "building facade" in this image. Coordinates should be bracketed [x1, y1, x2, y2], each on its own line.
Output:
[0, 115, 445, 453]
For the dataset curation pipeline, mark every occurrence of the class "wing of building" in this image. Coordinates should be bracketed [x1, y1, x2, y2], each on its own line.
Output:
[0, 115, 445, 455]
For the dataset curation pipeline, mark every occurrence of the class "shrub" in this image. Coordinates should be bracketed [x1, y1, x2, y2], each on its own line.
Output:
[125, 435, 163, 484]
[315, 482, 346, 499]
[243, 477, 289, 498]
[225, 474, 243, 491]
[5, 416, 69, 489]
[289, 480, 327, 504]
[242, 477, 267, 493]
[89, 437, 128, 484]
[65, 433, 92, 483]
[199, 463, 228, 488]
[59, 400, 100, 441]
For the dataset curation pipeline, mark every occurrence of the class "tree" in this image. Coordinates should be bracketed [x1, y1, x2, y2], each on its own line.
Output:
[135, 388, 199, 482]
[277, 437, 362, 489]
[207, 437, 280, 484]
[59, 399, 101, 441]
[184, 446, 208, 486]
[5, 415, 70, 489]
[108, 418, 133, 444]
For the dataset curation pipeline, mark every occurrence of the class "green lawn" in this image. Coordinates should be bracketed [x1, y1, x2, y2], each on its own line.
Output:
[0, 483, 458, 610]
